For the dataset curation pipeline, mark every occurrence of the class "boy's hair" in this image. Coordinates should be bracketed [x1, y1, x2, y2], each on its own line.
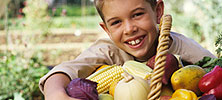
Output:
[94, 0, 157, 22]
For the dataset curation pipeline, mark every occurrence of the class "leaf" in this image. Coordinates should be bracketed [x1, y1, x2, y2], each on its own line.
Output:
[194, 56, 212, 67]
[215, 32, 222, 56]
[202, 58, 219, 68]
[195, 56, 222, 72]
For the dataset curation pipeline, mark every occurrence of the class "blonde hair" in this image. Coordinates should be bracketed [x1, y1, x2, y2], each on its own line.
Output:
[94, 0, 157, 22]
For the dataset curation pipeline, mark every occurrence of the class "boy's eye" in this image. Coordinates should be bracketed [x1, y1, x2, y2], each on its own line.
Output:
[111, 20, 121, 26]
[132, 12, 144, 18]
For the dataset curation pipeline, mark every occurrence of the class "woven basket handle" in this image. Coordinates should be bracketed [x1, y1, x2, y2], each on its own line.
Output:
[147, 14, 172, 100]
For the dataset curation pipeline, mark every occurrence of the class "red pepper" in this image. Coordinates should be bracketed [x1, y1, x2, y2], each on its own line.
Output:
[198, 65, 222, 100]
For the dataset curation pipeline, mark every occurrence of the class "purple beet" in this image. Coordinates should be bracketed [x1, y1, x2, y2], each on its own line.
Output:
[146, 54, 180, 85]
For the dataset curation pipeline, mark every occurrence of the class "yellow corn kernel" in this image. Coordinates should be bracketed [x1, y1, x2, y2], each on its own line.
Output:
[86, 65, 124, 94]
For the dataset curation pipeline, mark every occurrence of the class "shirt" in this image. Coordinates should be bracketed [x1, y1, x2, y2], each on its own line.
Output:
[39, 32, 216, 93]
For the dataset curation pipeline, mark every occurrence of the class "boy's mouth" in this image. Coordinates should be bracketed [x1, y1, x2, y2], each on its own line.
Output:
[126, 35, 145, 46]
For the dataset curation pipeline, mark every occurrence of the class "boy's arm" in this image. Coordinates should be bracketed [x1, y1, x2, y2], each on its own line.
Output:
[43, 73, 81, 100]
[40, 38, 133, 99]
[169, 32, 216, 63]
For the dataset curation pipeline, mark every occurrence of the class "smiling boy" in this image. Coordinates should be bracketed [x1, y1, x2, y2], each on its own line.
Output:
[100, 0, 160, 61]
[40, 0, 216, 99]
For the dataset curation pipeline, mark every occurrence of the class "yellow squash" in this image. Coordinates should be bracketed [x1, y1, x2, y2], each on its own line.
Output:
[169, 89, 198, 100]
[171, 65, 206, 95]
[99, 94, 114, 100]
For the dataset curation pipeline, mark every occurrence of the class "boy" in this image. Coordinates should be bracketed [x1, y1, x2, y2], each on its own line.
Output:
[40, 0, 216, 99]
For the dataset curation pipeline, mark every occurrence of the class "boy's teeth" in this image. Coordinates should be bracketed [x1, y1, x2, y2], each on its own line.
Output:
[135, 39, 140, 44]
[128, 38, 142, 46]
[131, 41, 136, 45]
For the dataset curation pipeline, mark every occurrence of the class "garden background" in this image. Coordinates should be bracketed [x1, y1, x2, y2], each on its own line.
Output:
[0, 0, 222, 100]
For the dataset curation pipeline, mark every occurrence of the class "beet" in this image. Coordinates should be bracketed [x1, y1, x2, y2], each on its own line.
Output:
[146, 54, 180, 85]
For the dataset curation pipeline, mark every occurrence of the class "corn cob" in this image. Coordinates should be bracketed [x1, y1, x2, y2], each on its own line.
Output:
[86, 65, 124, 94]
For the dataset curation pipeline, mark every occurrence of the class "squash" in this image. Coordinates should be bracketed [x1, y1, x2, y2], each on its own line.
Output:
[99, 94, 114, 100]
[171, 65, 206, 95]
[114, 72, 150, 100]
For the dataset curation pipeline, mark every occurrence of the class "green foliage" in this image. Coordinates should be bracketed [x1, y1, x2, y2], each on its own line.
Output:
[0, 51, 49, 100]
[193, 0, 222, 52]
[0, 15, 101, 30]
[165, 0, 184, 14]
[1, 1, 98, 30]
[48, 5, 97, 17]
[195, 56, 222, 72]
[6, 0, 26, 18]
[165, 1, 204, 42]
[0, 17, 25, 30]
[215, 33, 222, 56]
[167, 12, 203, 42]
[166, 0, 222, 54]
[50, 15, 101, 29]
[23, 0, 51, 35]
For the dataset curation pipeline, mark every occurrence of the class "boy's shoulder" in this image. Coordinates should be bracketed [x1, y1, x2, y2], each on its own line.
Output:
[93, 38, 114, 45]
[91, 38, 116, 48]
[170, 32, 187, 38]
[170, 32, 195, 42]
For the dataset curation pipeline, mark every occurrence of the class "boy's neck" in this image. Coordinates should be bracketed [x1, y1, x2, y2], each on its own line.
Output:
[134, 36, 159, 62]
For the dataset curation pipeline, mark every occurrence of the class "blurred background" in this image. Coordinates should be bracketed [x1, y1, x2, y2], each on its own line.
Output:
[0, 0, 221, 100]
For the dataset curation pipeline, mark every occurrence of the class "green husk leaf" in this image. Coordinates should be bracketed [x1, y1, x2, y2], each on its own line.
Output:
[195, 56, 222, 72]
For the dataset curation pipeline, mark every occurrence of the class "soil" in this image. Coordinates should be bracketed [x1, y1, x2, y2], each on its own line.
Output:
[0, 33, 99, 44]
[0, 31, 102, 66]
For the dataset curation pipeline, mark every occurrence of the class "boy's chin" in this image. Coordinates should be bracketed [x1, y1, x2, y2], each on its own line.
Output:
[125, 48, 148, 60]
[131, 53, 147, 61]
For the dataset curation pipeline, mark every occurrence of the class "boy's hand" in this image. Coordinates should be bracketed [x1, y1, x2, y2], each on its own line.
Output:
[45, 90, 81, 100]
[43, 73, 81, 100]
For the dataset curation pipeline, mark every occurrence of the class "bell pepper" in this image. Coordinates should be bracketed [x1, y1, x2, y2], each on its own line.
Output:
[198, 65, 222, 100]
[169, 89, 198, 100]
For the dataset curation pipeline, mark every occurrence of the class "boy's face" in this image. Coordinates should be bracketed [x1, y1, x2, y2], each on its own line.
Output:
[100, 0, 163, 60]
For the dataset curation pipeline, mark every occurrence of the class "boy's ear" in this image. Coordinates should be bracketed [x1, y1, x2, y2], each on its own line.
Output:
[156, 0, 164, 24]
[100, 22, 112, 38]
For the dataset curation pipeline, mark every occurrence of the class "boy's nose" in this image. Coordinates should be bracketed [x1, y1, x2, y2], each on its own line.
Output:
[123, 20, 138, 35]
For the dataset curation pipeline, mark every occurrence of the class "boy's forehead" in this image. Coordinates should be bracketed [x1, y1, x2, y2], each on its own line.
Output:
[102, 0, 149, 10]
[102, 0, 150, 17]
[103, 0, 147, 4]
[102, 0, 148, 10]
[103, 0, 146, 2]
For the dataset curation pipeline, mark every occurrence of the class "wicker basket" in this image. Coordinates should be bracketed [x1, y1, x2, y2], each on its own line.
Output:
[147, 14, 172, 100]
